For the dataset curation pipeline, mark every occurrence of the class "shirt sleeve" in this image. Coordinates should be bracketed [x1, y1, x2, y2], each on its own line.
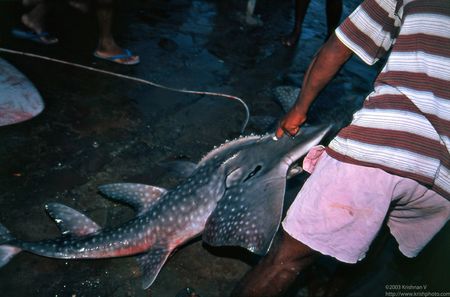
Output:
[335, 0, 401, 65]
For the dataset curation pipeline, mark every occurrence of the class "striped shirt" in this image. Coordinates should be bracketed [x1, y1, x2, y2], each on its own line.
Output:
[328, 0, 450, 200]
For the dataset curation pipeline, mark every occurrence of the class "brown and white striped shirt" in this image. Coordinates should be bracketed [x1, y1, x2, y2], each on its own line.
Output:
[328, 0, 450, 199]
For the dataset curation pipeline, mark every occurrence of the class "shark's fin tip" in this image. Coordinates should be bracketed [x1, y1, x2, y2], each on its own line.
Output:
[46, 203, 101, 236]
[136, 246, 173, 290]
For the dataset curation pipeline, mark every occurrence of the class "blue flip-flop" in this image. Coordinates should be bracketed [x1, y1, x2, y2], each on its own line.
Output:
[93, 49, 140, 65]
[11, 28, 58, 45]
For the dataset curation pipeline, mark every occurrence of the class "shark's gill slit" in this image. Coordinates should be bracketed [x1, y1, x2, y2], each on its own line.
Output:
[243, 165, 262, 182]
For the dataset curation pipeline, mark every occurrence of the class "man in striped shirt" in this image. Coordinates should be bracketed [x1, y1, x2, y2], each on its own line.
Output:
[232, 0, 449, 296]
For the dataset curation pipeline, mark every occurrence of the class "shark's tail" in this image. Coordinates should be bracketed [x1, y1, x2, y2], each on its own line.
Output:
[0, 224, 21, 268]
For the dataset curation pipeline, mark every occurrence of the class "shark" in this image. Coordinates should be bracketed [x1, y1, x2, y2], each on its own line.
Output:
[0, 123, 331, 289]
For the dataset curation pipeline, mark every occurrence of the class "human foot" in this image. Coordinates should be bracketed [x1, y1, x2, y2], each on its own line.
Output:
[21, 10, 44, 34]
[15, 13, 58, 44]
[94, 49, 140, 65]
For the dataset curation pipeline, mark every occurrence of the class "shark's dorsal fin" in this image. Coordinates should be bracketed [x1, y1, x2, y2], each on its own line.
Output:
[45, 203, 101, 236]
[98, 183, 167, 215]
[203, 175, 287, 255]
[136, 246, 173, 289]
[199, 134, 262, 165]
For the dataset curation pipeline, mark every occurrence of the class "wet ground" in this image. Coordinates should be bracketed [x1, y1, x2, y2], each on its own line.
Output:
[0, 0, 449, 296]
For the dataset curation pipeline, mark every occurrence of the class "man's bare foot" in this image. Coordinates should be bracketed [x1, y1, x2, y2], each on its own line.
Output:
[94, 48, 140, 65]
[95, 39, 140, 65]
[21, 11, 44, 33]
[19, 12, 58, 44]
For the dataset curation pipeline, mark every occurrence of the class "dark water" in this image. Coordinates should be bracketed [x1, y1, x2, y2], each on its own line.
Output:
[0, 0, 448, 296]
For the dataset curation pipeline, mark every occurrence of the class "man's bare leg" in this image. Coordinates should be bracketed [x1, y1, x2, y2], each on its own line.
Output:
[282, 0, 311, 47]
[21, 1, 47, 34]
[94, 0, 139, 64]
[231, 230, 317, 297]
[20, 0, 58, 43]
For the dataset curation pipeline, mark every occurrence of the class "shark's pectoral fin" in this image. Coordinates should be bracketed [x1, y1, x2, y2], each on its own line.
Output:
[98, 183, 168, 215]
[136, 246, 173, 289]
[203, 176, 286, 255]
[45, 203, 101, 236]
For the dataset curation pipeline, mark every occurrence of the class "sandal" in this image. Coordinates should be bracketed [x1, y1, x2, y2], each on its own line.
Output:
[11, 27, 58, 45]
[93, 49, 140, 65]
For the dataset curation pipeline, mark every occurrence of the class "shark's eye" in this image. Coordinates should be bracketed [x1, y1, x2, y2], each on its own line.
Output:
[243, 165, 262, 182]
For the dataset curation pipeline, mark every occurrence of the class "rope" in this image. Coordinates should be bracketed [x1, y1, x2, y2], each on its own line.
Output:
[0, 47, 250, 133]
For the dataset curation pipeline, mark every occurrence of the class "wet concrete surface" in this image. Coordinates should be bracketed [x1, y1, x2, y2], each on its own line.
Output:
[0, 0, 449, 296]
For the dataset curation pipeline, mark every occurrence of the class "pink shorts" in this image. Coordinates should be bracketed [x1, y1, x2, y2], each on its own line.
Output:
[282, 146, 450, 263]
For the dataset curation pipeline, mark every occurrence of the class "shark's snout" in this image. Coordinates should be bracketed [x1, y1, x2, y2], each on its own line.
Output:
[284, 124, 332, 164]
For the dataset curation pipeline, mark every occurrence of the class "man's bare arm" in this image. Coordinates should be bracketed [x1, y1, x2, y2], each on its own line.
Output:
[276, 33, 353, 138]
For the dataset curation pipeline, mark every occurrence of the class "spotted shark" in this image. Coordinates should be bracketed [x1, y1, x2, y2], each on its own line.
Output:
[0, 124, 331, 289]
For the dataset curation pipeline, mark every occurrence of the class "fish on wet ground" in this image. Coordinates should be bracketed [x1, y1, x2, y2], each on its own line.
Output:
[0, 124, 331, 289]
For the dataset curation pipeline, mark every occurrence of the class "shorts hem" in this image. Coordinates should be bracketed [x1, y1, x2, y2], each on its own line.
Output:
[282, 222, 363, 264]
[386, 222, 418, 258]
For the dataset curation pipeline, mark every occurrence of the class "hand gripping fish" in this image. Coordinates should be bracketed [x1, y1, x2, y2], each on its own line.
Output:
[0, 124, 331, 289]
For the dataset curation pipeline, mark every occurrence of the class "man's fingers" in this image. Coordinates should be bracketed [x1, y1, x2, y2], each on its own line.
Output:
[275, 125, 299, 139]
[288, 126, 300, 137]
[275, 127, 285, 139]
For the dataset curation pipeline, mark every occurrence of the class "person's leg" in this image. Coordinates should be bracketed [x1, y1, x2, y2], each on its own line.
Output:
[282, 0, 311, 47]
[18, 0, 58, 44]
[231, 230, 317, 297]
[21, 0, 47, 34]
[325, 0, 342, 39]
[94, 0, 139, 64]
